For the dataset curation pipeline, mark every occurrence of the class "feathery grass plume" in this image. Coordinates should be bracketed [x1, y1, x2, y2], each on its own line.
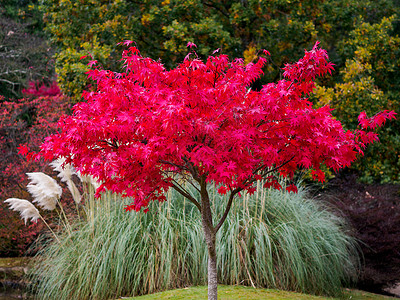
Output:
[50, 158, 82, 204]
[4, 198, 40, 224]
[77, 172, 101, 190]
[67, 180, 82, 204]
[49, 157, 75, 182]
[26, 172, 62, 210]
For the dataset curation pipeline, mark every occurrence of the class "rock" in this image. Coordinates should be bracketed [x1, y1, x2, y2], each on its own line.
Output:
[0, 266, 27, 281]
[384, 282, 400, 298]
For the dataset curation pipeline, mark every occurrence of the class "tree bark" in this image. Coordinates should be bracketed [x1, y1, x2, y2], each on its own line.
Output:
[202, 213, 218, 300]
[200, 176, 218, 300]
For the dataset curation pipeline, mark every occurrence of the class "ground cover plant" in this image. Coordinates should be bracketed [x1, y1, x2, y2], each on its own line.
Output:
[36, 42, 395, 300]
[30, 184, 359, 300]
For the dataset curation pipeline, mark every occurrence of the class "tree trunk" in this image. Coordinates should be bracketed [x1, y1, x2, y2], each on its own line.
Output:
[202, 215, 218, 300]
[200, 177, 218, 300]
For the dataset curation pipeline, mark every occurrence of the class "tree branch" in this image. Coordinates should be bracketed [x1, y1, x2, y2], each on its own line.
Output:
[182, 156, 200, 181]
[214, 187, 240, 233]
[214, 155, 296, 233]
[159, 159, 190, 172]
[258, 155, 295, 179]
[186, 177, 201, 193]
[171, 181, 201, 212]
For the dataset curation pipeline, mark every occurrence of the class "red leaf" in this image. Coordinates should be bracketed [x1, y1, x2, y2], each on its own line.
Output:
[187, 42, 197, 48]
[286, 184, 298, 193]
[218, 186, 228, 195]
[88, 60, 98, 67]
[17, 144, 30, 156]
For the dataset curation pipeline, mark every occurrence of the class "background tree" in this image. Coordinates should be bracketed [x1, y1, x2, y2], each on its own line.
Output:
[38, 0, 399, 183]
[313, 16, 400, 183]
[39, 43, 395, 299]
[0, 0, 55, 99]
[39, 0, 396, 100]
[0, 89, 70, 256]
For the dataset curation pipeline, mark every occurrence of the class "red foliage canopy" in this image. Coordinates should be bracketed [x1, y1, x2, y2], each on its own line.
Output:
[40, 42, 395, 211]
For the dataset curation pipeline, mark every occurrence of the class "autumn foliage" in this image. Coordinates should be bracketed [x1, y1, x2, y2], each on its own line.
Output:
[40, 42, 395, 212]
[31, 43, 396, 299]
[0, 83, 69, 256]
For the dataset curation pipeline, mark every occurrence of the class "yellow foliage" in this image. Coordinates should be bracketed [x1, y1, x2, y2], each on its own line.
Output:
[243, 44, 257, 65]
[278, 41, 291, 52]
[322, 23, 332, 33]
[141, 14, 151, 26]
[313, 85, 334, 107]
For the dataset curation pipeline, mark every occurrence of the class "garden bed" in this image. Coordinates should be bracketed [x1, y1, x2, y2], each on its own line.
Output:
[318, 175, 400, 297]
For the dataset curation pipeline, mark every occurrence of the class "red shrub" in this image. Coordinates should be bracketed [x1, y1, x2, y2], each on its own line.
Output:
[0, 87, 70, 256]
[22, 80, 61, 98]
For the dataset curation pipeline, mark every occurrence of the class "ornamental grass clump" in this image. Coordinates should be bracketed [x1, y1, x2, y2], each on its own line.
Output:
[30, 183, 359, 300]
[5, 171, 65, 241]
[50, 158, 82, 204]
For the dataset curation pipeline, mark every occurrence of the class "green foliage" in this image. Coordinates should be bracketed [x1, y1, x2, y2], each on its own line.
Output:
[0, 0, 44, 34]
[39, 0, 396, 102]
[55, 38, 113, 99]
[30, 184, 359, 300]
[312, 16, 400, 183]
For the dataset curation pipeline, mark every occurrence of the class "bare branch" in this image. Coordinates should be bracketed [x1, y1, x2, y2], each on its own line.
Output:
[214, 187, 240, 233]
[186, 177, 201, 193]
[171, 181, 201, 212]
[159, 159, 190, 172]
[214, 155, 296, 233]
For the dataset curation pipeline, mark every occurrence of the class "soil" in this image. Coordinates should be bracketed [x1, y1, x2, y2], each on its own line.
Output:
[317, 174, 400, 297]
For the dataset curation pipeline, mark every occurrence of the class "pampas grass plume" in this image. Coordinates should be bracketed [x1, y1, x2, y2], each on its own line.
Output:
[50, 158, 82, 204]
[4, 198, 40, 224]
[67, 180, 82, 204]
[27, 172, 62, 211]
[77, 172, 101, 190]
[50, 157, 75, 183]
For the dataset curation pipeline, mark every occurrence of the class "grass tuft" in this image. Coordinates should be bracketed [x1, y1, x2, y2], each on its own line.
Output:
[30, 184, 359, 300]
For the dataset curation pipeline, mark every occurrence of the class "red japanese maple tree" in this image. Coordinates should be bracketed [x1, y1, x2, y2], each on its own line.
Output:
[39, 42, 395, 299]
